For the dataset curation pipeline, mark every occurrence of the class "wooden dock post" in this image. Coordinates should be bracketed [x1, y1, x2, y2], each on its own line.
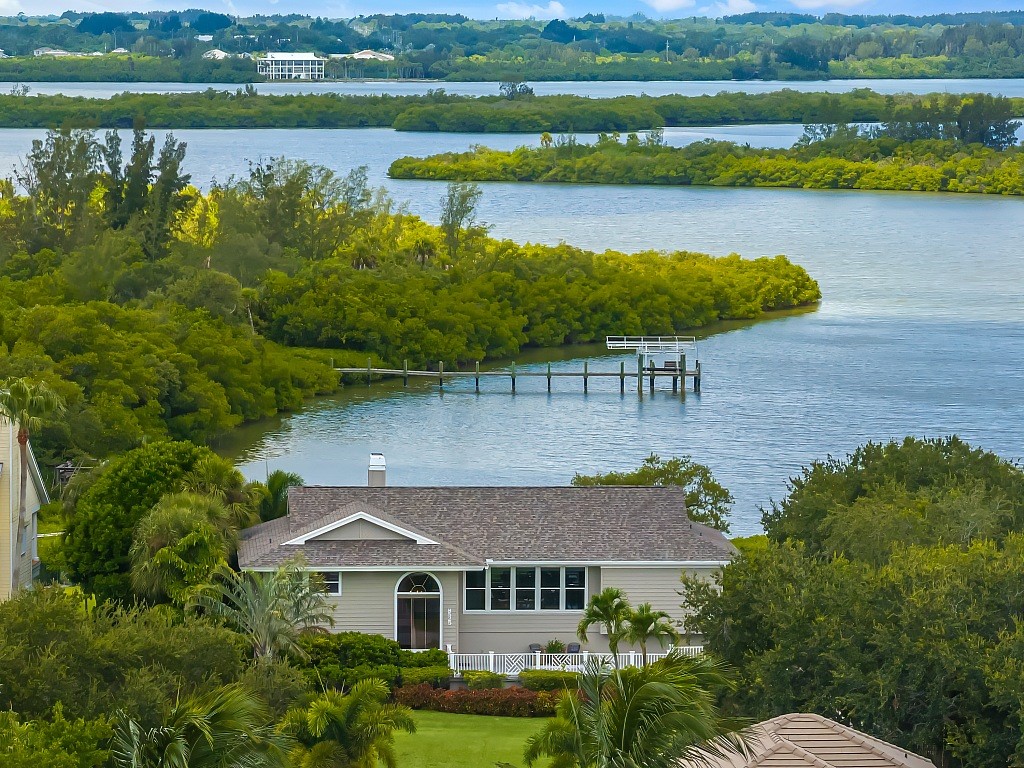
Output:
[619, 361, 625, 394]
[367, 357, 372, 386]
[475, 361, 480, 393]
[649, 362, 655, 393]
[547, 362, 551, 393]
[679, 353, 686, 397]
[511, 361, 516, 393]
[438, 361, 444, 389]
[403, 359, 409, 387]
[583, 360, 589, 393]
[694, 360, 701, 393]
[637, 355, 643, 397]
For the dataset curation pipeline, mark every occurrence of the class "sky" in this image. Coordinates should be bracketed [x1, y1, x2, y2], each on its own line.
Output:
[4, 0, 1021, 23]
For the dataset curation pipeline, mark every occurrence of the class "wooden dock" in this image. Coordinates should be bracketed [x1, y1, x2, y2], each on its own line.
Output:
[335, 357, 702, 395]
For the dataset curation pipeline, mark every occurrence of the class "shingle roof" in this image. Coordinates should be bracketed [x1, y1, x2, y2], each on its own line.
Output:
[238, 486, 736, 570]
[679, 713, 937, 768]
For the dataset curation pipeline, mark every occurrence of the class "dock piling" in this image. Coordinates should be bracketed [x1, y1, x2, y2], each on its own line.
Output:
[694, 360, 701, 393]
[511, 361, 516, 393]
[546, 363, 551, 393]
[619, 361, 625, 394]
[649, 362, 655, 394]
[438, 361, 444, 389]
[475, 361, 480, 393]
[403, 359, 409, 387]
[367, 357, 372, 387]
[583, 361, 588, 393]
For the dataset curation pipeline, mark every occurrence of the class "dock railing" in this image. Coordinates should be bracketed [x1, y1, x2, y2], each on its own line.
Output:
[447, 646, 704, 678]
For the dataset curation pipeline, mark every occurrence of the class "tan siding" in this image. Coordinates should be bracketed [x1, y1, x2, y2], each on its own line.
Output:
[602, 566, 720, 641]
[0, 423, 12, 600]
[314, 519, 408, 541]
[325, 570, 457, 650]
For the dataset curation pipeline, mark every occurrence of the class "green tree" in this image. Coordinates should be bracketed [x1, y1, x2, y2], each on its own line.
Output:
[439, 181, 481, 259]
[572, 454, 734, 532]
[258, 469, 303, 523]
[130, 492, 235, 604]
[190, 562, 334, 663]
[61, 440, 209, 601]
[180, 454, 264, 530]
[110, 683, 291, 768]
[626, 603, 681, 665]
[281, 680, 416, 768]
[577, 587, 632, 664]
[524, 652, 744, 768]
[0, 707, 111, 768]
[0, 377, 65, 561]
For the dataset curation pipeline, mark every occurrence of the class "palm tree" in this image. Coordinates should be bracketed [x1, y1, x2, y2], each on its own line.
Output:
[577, 587, 632, 665]
[282, 679, 416, 768]
[110, 683, 292, 768]
[257, 470, 303, 523]
[0, 378, 65, 568]
[190, 561, 334, 662]
[130, 493, 235, 604]
[180, 455, 265, 529]
[524, 651, 746, 768]
[626, 603, 681, 666]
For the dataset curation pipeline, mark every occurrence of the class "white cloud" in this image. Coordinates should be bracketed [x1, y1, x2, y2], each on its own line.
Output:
[495, 0, 566, 19]
[699, 0, 757, 16]
[642, 0, 696, 12]
[789, 0, 869, 7]
[0, 0, 22, 12]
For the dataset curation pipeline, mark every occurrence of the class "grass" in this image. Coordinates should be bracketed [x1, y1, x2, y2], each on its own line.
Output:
[393, 710, 547, 768]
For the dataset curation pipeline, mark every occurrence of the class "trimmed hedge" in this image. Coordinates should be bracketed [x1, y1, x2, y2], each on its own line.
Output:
[518, 669, 582, 692]
[463, 670, 505, 690]
[399, 665, 452, 687]
[296, 632, 451, 690]
[395, 684, 559, 717]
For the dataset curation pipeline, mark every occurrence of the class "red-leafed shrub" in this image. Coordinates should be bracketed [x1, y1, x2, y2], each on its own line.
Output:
[394, 684, 562, 717]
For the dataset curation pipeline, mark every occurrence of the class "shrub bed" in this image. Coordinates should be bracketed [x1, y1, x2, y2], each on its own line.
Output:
[399, 665, 452, 687]
[395, 684, 559, 717]
[463, 670, 505, 690]
[296, 632, 451, 690]
[518, 669, 582, 692]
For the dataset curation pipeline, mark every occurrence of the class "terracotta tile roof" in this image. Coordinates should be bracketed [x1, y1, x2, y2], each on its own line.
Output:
[679, 713, 937, 768]
[238, 486, 736, 570]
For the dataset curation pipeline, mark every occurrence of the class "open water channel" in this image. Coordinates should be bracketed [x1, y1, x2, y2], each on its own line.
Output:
[0, 83, 1020, 533]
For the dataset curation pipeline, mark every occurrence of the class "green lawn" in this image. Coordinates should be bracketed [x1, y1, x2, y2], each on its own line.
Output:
[393, 710, 547, 768]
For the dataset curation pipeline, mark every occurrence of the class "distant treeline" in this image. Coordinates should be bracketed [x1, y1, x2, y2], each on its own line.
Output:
[0, 55, 256, 83]
[389, 123, 1024, 197]
[1, 88, 1022, 133]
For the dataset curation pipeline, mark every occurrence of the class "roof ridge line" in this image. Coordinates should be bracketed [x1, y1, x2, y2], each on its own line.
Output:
[750, 739, 837, 768]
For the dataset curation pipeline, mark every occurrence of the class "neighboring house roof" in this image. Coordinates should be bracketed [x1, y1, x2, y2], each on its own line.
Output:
[260, 51, 325, 61]
[202, 48, 231, 59]
[330, 49, 395, 61]
[238, 486, 736, 571]
[680, 713, 937, 768]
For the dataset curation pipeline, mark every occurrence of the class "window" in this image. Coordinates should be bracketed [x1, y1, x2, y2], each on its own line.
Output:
[465, 570, 486, 610]
[464, 566, 588, 612]
[317, 571, 341, 595]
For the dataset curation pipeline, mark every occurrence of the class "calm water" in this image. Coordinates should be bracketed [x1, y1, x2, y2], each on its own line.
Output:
[7, 77, 1024, 99]
[1, 125, 1021, 534]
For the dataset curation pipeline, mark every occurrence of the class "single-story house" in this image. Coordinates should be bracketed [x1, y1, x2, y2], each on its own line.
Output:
[680, 712, 937, 768]
[0, 417, 49, 600]
[238, 456, 735, 653]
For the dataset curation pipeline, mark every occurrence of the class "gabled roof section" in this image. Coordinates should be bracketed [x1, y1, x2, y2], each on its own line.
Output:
[679, 712, 937, 768]
[238, 486, 735, 571]
[283, 501, 439, 546]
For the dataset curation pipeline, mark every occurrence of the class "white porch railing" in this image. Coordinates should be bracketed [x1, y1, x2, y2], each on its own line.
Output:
[447, 646, 704, 678]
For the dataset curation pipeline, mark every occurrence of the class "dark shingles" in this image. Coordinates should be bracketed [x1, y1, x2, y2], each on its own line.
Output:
[238, 486, 736, 570]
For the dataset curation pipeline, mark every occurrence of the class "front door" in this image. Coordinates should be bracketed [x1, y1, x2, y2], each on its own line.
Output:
[396, 572, 441, 649]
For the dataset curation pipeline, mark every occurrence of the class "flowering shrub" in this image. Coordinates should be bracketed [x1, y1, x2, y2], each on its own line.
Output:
[394, 684, 561, 717]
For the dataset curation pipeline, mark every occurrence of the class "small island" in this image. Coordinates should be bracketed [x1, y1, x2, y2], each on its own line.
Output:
[390, 94, 1024, 197]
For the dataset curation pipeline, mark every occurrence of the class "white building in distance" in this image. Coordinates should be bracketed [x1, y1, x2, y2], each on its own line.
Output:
[329, 49, 395, 62]
[257, 52, 325, 80]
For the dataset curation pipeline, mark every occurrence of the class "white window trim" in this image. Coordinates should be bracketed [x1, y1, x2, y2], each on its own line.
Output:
[464, 565, 588, 613]
[282, 511, 439, 546]
[316, 570, 342, 596]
